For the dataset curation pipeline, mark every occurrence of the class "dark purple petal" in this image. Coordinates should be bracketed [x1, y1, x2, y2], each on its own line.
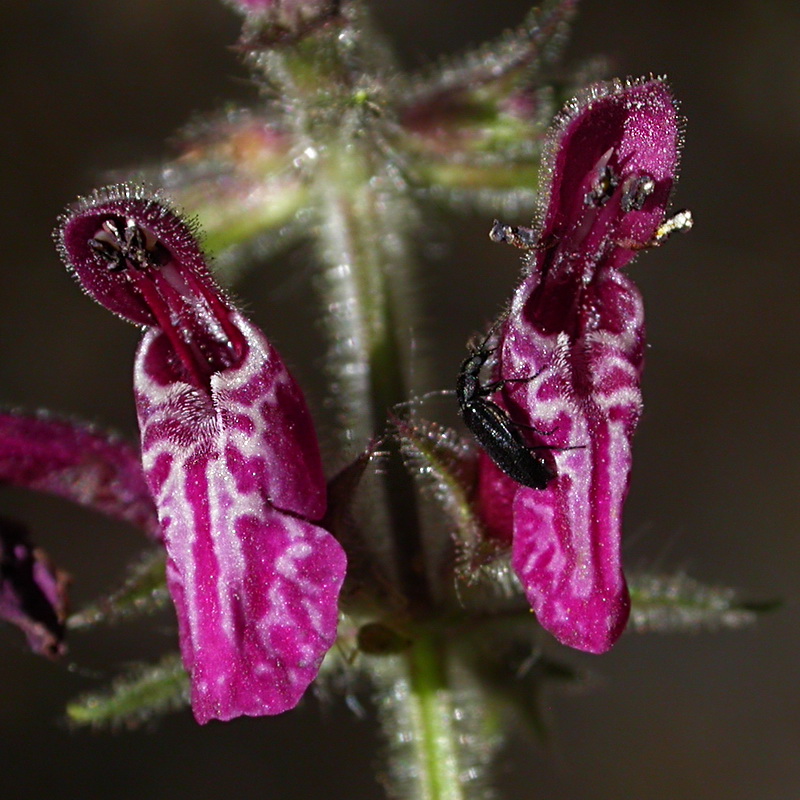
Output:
[136, 312, 344, 722]
[481, 78, 682, 653]
[0, 412, 158, 539]
[538, 78, 680, 277]
[57, 185, 246, 391]
[0, 518, 70, 659]
[474, 454, 515, 546]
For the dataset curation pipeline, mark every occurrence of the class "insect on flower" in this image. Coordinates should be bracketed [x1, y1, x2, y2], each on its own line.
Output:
[473, 77, 690, 654]
[457, 331, 556, 490]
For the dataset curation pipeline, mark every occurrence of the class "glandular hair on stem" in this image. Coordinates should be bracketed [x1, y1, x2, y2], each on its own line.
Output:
[371, 652, 502, 800]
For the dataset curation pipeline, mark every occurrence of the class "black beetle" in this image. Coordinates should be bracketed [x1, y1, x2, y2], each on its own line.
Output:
[456, 338, 555, 490]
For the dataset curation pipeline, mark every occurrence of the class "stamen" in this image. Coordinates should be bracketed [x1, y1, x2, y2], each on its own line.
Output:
[621, 174, 656, 212]
[86, 215, 246, 388]
[653, 209, 693, 242]
[585, 147, 619, 207]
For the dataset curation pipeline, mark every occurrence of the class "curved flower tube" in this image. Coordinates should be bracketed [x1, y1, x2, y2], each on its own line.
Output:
[57, 185, 346, 722]
[478, 78, 685, 653]
[0, 411, 158, 539]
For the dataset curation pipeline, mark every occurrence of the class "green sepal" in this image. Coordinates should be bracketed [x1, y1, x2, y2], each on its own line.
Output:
[66, 653, 189, 730]
[395, 1, 577, 200]
[393, 415, 482, 551]
[155, 110, 310, 271]
[67, 549, 168, 631]
[628, 572, 770, 634]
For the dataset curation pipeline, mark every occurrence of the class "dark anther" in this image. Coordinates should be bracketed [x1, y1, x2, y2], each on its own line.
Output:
[89, 217, 169, 273]
[584, 148, 619, 208]
[621, 174, 656, 213]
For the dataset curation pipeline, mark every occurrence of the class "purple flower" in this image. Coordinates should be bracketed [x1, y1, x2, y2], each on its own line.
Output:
[56, 185, 346, 723]
[227, 0, 327, 11]
[0, 517, 70, 659]
[0, 409, 160, 658]
[0, 411, 159, 539]
[478, 78, 685, 653]
[224, 0, 341, 38]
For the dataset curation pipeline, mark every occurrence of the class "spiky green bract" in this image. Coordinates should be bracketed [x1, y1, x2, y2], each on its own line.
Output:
[394, 416, 481, 551]
[159, 2, 582, 278]
[66, 654, 189, 730]
[397, 1, 578, 213]
[628, 573, 766, 634]
[159, 110, 307, 271]
[67, 549, 169, 631]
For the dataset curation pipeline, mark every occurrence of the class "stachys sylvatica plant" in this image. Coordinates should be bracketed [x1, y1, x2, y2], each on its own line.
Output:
[0, 1, 764, 797]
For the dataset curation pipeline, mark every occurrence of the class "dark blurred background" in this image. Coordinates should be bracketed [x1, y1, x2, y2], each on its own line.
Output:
[1, 1, 798, 798]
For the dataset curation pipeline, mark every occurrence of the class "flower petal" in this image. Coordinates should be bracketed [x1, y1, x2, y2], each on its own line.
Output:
[474, 454, 516, 546]
[0, 518, 70, 659]
[0, 411, 158, 538]
[59, 186, 345, 721]
[481, 78, 682, 653]
[170, 510, 343, 723]
[136, 311, 345, 722]
[539, 77, 681, 272]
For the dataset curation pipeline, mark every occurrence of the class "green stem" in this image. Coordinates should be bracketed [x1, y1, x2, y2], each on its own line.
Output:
[373, 633, 501, 800]
[256, 7, 432, 609]
[315, 152, 407, 440]
[314, 135, 431, 609]
[373, 638, 464, 800]
[407, 635, 464, 800]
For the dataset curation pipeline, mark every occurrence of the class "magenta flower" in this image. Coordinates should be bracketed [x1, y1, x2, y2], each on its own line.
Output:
[0, 411, 158, 539]
[0, 410, 159, 656]
[56, 185, 346, 723]
[0, 517, 70, 659]
[477, 78, 686, 653]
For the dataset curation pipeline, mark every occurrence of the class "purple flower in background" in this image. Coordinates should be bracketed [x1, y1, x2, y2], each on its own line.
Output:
[0, 412, 159, 539]
[0, 517, 70, 660]
[0, 410, 160, 658]
[479, 78, 686, 653]
[57, 186, 346, 723]
[224, 0, 341, 39]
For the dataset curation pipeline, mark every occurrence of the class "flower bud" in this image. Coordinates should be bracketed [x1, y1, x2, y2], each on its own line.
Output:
[0, 518, 69, 659]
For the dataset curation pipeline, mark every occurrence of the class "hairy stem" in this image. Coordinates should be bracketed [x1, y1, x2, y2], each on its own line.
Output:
[259, 11, 431, 607]
[407, 635, 464, 800]
[373, 635, 501, 800]
[315, 141, 432, 609]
